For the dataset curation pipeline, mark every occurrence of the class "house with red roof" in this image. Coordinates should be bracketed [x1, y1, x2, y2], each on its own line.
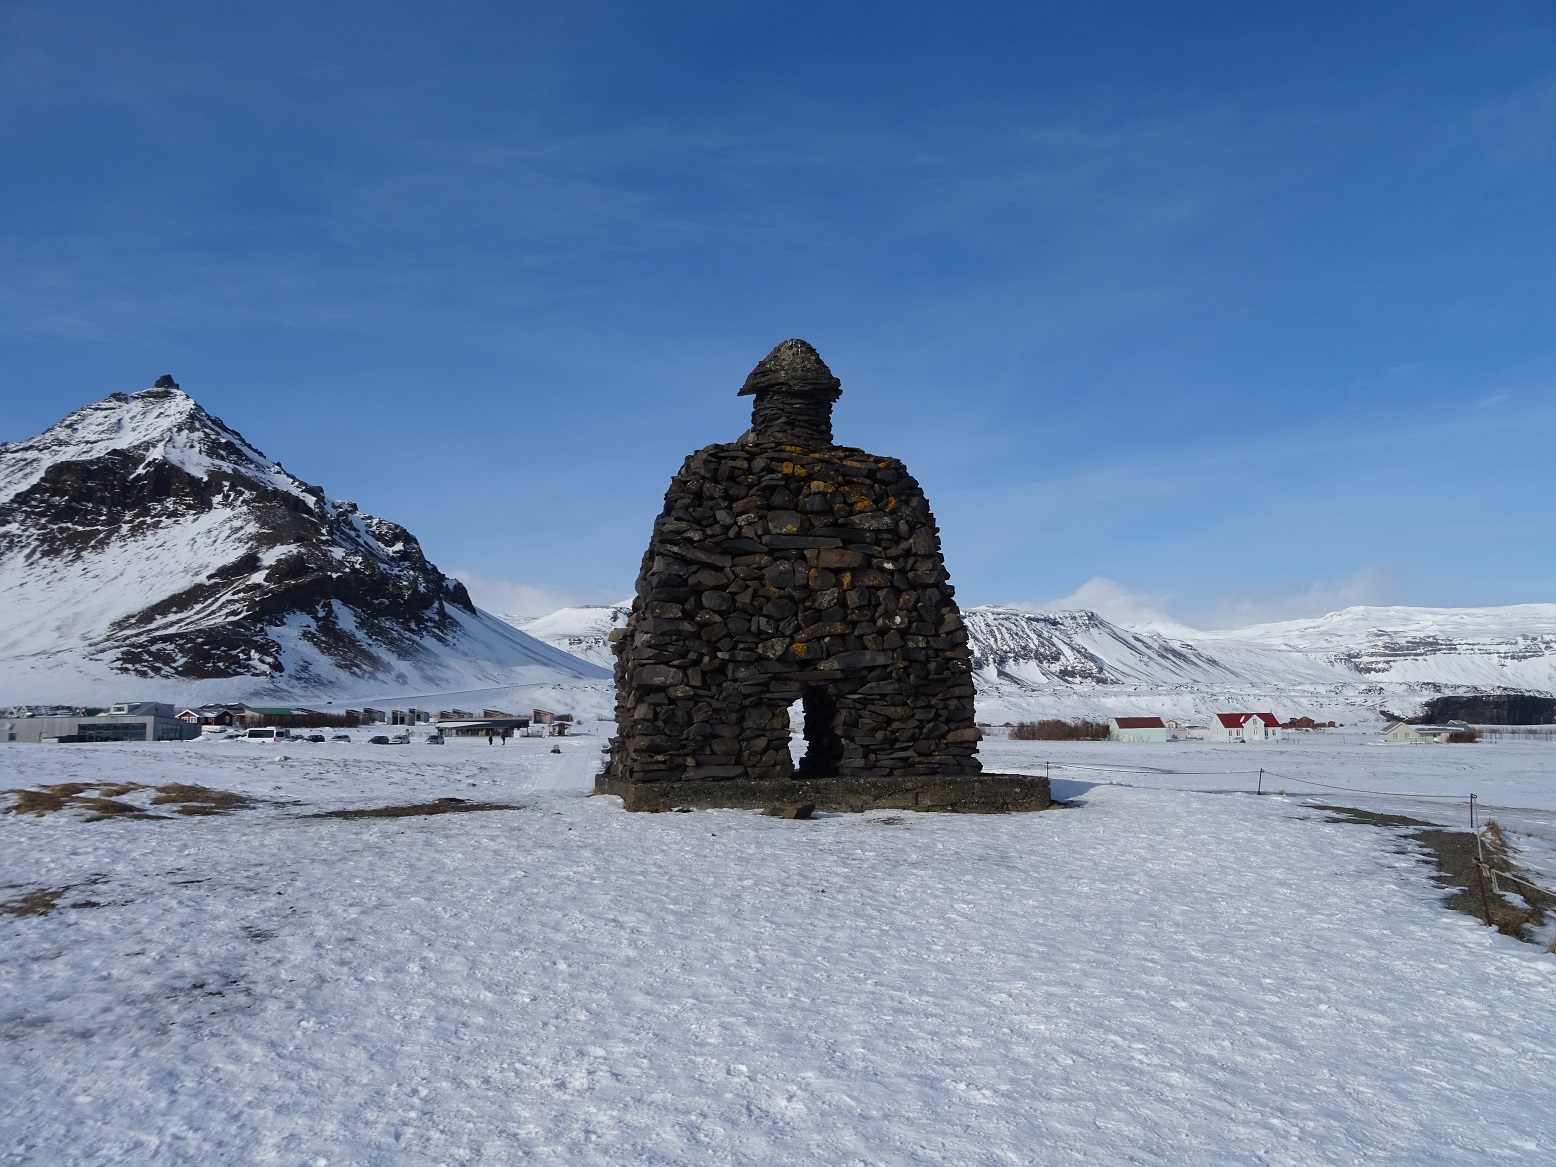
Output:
[1108, 716, 1168, 743]
[1210, 712, 1281, 743]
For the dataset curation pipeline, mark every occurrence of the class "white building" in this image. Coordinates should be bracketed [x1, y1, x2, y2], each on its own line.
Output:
[1381, 721, 1474, 744]
[1108, 716, 1168, 743]
[1209, 712, 1281, 743]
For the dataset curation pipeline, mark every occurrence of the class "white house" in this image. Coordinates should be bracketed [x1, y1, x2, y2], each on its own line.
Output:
[1108, 716, 1168, 743]
[1381, 721, 1474, 744]
[1210, 712, 1281, 743]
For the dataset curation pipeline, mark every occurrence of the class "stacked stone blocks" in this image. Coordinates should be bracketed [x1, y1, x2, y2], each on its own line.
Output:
[603, 339, 998, 799]
[608, 441, 983, 786]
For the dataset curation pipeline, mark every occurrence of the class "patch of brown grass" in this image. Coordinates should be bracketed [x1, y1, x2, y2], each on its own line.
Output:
[1320, 804, 1556, 944]
[149, 784, 252, 812]
[1482, 819, 1512, 861]
[1, 887, 69, 917]
[77, 798, 161, 822]
[3, 781, 250, 820]
[6, 789, 73, 816]
[4, 782, 129, 816]
[308, 797, 523, 820]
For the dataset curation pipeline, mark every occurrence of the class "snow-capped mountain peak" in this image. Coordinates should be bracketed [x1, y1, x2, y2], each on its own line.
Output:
[0, 381, 319, 512]
[0, 382, 608, 704]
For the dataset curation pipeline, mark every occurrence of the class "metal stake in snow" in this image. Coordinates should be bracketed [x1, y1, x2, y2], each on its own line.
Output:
[1467, 793, 1498, 929]
[1257, 768, 1263, 796]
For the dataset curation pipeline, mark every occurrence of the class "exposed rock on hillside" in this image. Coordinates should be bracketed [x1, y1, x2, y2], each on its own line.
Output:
[961, 603, 1556, 723]
[0, 381, 607, 702]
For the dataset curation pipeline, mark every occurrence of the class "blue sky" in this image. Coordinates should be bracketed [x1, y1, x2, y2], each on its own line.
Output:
[3, 1, 1554, 626]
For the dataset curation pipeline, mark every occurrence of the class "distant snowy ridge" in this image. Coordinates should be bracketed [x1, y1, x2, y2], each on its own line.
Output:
[510, 595, 1556, 723]
[0, 383, 608, 705]
[964, 603, 1556, 723]
[510, 603, 633, 669]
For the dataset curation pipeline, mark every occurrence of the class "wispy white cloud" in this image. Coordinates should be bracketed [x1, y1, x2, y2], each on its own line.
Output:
[1198, 567, 1396, 629]
[1020, 576, 1185, 631]
[1013, 567, 1397, 632]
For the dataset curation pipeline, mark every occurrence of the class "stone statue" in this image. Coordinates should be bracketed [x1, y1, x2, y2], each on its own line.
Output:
[598, 340, 1047, 813]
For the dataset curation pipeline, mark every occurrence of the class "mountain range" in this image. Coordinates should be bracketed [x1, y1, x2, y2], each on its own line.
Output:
[6, 381, 1555, 723]
[961, 603, 1556, 721]
[514, 601, 1556, 724]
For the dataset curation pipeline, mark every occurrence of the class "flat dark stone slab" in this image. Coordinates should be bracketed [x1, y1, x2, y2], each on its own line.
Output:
[594, 772, 1050, 814]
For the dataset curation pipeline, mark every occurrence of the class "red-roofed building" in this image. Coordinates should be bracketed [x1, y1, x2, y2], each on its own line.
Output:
[1210, 712, 1281, 742]
[1109, 716, 1167, 743]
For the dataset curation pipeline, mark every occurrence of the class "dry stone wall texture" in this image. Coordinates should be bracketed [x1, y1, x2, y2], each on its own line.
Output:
[605, 340, 982, 788]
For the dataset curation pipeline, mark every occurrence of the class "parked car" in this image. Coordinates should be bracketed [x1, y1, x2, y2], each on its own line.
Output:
[331, 734, 352, 742]
[422, 732, 445, 745]
[389, 732, 410, 745]
[245, 727, 289, 742]
[368, 735, 391, 745]
[305, 734, 327, 743]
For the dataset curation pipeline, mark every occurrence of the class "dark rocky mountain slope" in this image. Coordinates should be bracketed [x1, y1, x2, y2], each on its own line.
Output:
[0, 379, 606, 702]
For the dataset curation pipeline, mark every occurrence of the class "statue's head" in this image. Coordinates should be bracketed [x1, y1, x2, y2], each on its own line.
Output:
[738, 339, 841, 448]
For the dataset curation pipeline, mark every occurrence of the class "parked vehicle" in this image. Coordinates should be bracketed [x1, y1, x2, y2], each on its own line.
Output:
[368, 735, 391, 745]
[422, 732, 445, 745]
[305, 734, 327, 743]
[245, 727, 290, 742]
[331, 734, 352, 743]
[389, 732, 410, 745]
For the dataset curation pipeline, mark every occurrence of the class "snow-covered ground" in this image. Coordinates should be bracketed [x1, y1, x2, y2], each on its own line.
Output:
[982, 729, 1556, 821]
[5, 733, 1556, 1164]
[980, 731, 1556, 906]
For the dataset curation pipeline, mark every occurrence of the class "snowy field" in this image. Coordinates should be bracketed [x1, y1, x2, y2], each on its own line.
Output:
[983, 729, 1556, 817]
[5, 732, 1556, 1165]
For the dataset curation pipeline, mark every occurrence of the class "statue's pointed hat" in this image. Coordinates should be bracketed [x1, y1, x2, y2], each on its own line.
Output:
[737, 338, 841, 397]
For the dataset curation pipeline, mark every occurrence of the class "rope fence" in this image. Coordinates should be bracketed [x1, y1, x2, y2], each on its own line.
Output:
[1025, 758, 1474, 809]
[1021, 757, 1554, 938]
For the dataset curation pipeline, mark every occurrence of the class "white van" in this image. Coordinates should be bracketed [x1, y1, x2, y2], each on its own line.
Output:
[245, 727, 291, 742]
